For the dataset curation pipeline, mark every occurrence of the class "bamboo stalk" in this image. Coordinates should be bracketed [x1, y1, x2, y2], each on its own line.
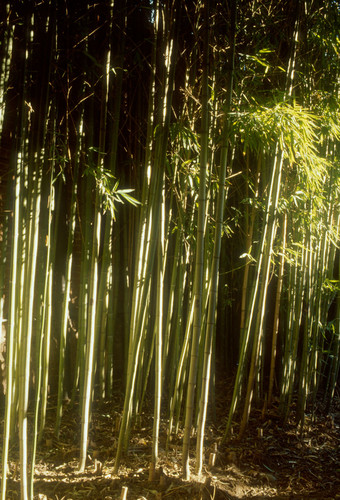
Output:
[268, 213, 287, 406]
[19, 161, 42, 500]
[1, 155, 21, 500]
[196, 0, 236, 473]
[182, 1, 210, 479]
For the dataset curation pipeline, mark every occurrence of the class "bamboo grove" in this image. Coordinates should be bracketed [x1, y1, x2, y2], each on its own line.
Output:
[0, 0, 339, 498]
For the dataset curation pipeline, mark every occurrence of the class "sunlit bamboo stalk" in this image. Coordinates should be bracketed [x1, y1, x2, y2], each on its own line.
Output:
[239, 147, 283, 437]
[196, 2, 236, 472]
[182, 1, 209, 479]
[1, 154, 21, 500]
[79, 195, 101, 471]
[55, 157, 78, 437]
[78, 38, 112, 470]
[31, 160, 54, 497]
[19, 160, 42, 500]
[268, 212, 287, 406]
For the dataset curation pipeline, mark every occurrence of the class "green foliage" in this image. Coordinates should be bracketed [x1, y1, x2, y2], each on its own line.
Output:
[322, 278, 340, 294]
[85, 163, 140, 220]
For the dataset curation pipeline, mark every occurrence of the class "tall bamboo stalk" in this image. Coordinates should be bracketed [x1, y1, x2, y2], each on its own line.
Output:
[19, 161, 42, 500]
[31, 160, 54, 497]
[1, 155, 21, 500]
[268, 212, 287, 406]
[182, 1, 209, 480]
[78, 40, 111, 470]
[55, 154, 79, 437]
[238, 147, 283, 437]
[196, 0, 236, 474]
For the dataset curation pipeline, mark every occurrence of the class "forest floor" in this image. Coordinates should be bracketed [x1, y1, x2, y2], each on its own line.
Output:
[3, 388, 340, 500]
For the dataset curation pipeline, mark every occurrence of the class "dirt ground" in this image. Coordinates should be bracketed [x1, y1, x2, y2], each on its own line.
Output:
[2, 392, 339, 499]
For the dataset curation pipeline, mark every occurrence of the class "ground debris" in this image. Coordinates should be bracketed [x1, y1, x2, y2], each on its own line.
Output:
[1, 396, 339, 499]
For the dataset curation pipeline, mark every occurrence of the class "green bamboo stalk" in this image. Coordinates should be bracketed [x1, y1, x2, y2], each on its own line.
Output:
[150, 0, 180, 468]
[151, 186, 165, 468]
[308, 191, 337, 408]
[79, 39, 111, 469]
[239, 148, 283, 437]
[115, 141, 164, 470]
[38, 116, 59, 442]
[134, 285, 153, 417]
[19, 161, 42, 500]
[71, 54, 96, 407]
[30, 151, 55, 495]
[105, 261, 116, 397]
[55, 157, 78, 437]
[279, 242, 298, 406]
[98, 17, 125, 397]
[165, 177, 198, 431]
[71, 169, 91, 403]
[161, 225, 181, 380]
[280, 237, 307, 422]
[324, 212, 339, 411]
[1, 155, 21, 500]
[38, 261, 53, 439]
[182, 1, 209, 479]
[196, 2, 236, 472]
[268, 212, 287, 406]
[167, 243, 194, 442]
[98, 234, 112, 398]
[0, 4, 13, 133]
[116, 0, 159, 412]
[79, 197, 101, 472]
[297, 201, 314, 427]
[239, 154, 261, 345]
[115, 0, 177, 473]
[194, 238, 212, 426]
